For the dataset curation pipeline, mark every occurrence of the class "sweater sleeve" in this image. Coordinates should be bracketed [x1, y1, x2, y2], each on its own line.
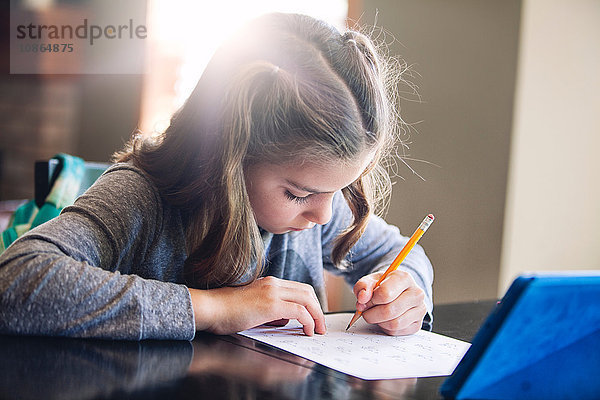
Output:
[322, 192, 434, 321]
[0, 165, 195, 340]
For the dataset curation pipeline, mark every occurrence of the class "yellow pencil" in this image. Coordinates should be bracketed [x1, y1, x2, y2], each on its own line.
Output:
[346, 214, 435, 330]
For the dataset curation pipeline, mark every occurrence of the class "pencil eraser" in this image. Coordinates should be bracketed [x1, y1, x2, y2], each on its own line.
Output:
[419, 214, 435, 231]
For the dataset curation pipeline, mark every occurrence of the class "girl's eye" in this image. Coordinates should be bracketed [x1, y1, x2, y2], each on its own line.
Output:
[284, 190, 309, 204]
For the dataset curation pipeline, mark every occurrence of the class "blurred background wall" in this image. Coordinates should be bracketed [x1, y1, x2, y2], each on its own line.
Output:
[499, 0, 600, 293]
[1, 0, 598, 310]
[357, 0, 521, 305]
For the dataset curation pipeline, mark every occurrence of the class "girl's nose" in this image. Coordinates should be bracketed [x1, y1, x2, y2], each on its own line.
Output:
[303, 197, 333, 226]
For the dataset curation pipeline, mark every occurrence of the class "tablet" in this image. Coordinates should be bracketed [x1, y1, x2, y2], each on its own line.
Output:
[440, 271, 600, 400]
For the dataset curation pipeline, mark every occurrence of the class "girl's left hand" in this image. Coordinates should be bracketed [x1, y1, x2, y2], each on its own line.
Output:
[352, 270, 427, 336]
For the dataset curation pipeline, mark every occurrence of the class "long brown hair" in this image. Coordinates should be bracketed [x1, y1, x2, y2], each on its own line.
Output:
[115, 13, 401, 289]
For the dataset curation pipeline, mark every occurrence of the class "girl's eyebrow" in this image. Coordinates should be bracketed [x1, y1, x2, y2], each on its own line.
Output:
[285, 179, 334, 195]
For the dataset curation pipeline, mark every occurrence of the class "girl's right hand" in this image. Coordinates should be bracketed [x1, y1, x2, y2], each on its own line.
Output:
[188, 276, 327, 336]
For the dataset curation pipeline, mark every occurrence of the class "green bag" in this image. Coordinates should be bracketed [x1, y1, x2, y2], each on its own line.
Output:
[0, 153, 85, 254]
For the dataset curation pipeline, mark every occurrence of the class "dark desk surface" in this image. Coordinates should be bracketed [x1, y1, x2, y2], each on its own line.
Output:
[0, 300, 496, 400]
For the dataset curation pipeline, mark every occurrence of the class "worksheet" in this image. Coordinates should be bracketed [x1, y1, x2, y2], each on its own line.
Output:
[239, 313, 471, 380]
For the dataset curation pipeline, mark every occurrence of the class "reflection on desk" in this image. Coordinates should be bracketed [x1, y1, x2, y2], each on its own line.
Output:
[0, 301, 496, 400]
[0, 337, 192, 399]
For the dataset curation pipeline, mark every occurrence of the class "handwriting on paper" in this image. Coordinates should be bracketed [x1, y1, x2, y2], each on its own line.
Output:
[239, 313, 470, 380]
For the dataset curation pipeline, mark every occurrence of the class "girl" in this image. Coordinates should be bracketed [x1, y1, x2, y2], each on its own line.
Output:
[0, 13, 433, 340]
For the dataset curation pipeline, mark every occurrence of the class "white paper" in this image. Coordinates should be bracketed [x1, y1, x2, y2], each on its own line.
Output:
[239, 313, 471, 380]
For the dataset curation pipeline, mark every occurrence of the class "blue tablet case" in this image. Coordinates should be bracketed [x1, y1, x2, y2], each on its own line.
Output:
[440, 272, 600, 400]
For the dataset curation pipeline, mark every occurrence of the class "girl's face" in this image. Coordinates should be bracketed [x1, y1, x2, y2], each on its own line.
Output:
[244, 153, 373, 234]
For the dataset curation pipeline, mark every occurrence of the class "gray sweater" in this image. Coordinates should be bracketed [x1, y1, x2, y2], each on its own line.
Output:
[0, 164, 433, 340]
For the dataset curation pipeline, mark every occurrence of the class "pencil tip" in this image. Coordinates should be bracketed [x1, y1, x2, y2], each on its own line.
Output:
[346, 311, 362, 331]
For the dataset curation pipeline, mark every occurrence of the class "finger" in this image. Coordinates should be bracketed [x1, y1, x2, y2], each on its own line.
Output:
[381, 320, 422, 336]
[376, 304, 427, 336]
[362, 286, 425, 324]
[353, 272, 383, 304]
[356, 270, 413, 312]
[370, 270, 414, 306]
[259, 277, 326, 335]
[356, 291, 370, 312]
[274, 277, 322, 305]
[277, 283, 327, 335]
[278, 303, 316, 336]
